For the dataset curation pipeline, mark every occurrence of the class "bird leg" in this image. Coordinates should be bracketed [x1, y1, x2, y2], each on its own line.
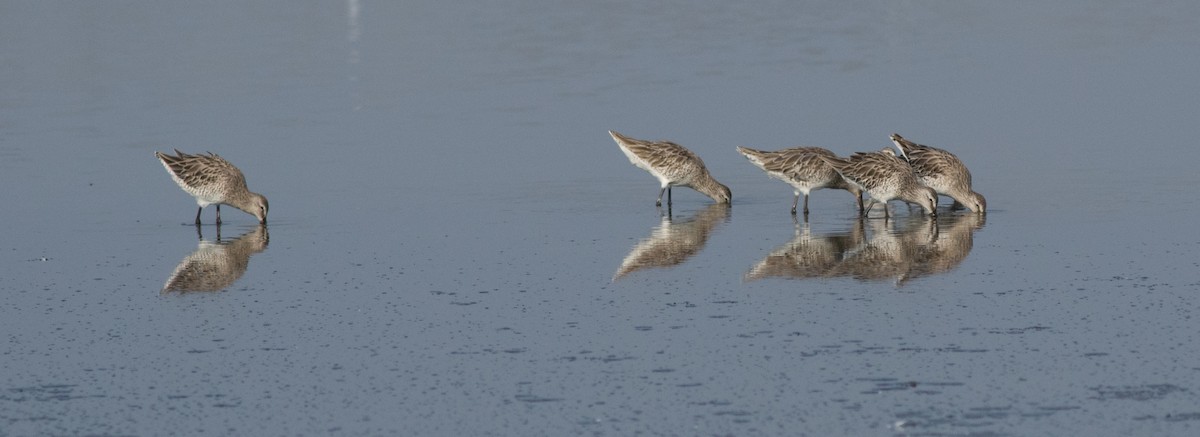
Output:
[656, 187, 667, 207]
[791, 194, 799, 215]
[803, 194, 810, 216]
[216, 205, 222, 225]
[195, 206, 203, 225]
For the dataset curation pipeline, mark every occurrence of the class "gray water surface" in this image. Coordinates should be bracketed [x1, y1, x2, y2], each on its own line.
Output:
[4, 1, 1200, 435]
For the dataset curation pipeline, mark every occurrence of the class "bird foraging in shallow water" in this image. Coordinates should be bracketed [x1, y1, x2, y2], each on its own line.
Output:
[890, 133, 986, 213]
[820, 151, 937, 218]
[155, 149, 269, 225]
[736, 146, 863, 215]
[609, 130, 731, 206]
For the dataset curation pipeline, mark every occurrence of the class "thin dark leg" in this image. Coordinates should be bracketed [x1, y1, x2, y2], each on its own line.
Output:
[216, 205, 222, 225]
[667, 187, 672, 206]
[883, 202, 890, 219]
[791, 194, 799, 215]
[194, 223, 202, 240]
[802, 194, 810, 216]
[855, 192, 864, 213]
[656, 187, 666, 207]
[195, 206, 203, 225]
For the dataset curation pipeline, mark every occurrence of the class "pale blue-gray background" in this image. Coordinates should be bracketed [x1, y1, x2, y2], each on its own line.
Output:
[3, 1, 1200, 435]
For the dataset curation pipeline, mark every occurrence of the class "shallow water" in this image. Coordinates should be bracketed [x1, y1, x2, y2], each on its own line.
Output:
[4, 1, 1200, 435]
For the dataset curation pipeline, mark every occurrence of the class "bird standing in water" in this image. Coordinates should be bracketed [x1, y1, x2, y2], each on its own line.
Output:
[609, 130, 731, 206]
[736, 146, 863, 215]
[820, 151, 937, 218]
[156, 150, 269, 225]
[890, 134, 986, 213]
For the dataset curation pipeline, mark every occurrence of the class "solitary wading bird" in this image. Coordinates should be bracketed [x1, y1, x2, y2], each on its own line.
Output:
[736, 146, 863, 215]
[156, 150, 269, 225]
[820, 151, 937, 218]
[890, 134, 986, 213]
[609, 130, 731, 206]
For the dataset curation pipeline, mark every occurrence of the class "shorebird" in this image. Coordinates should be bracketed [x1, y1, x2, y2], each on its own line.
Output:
[156, 150, 269, 225]
[609, 130, 731, 206]
[820, 151, 937, 218]
[890, 134, 986, 213]
[736, 146, 862, 215]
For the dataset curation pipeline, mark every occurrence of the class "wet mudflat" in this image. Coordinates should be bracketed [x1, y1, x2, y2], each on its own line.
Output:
[3, 1, 1200, 435]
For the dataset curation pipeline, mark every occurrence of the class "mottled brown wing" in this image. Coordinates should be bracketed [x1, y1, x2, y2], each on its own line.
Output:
[160, 150, 249, 190]
[906, 147, 972, 186]
[628, 140, 708, 179]
[840, 152, 908, 187]
[780, 148, 837, 182]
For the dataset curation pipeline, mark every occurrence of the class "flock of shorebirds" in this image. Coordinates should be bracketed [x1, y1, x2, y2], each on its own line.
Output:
[152, 134, 983, 288]
[151, 131, 983, 227]
[609, 130, 986, 217]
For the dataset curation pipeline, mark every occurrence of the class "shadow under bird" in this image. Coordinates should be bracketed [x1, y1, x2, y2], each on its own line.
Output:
[155, 149, 269, 224]
[890, 134, 986, 213]
[820, 150, 937, 218]
[609, 130, 731, 206]
[736, 146, 863, 215]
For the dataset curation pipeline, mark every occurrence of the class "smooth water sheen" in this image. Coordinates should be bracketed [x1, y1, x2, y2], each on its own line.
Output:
[3, 1, 1200, 435]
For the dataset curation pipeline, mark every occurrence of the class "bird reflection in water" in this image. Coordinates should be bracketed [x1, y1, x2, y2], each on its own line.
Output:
[613, 203, 729, 281]
[744, 217, 866, 281]
[746, 214, 984, 286]
[161, 225, 270, 293]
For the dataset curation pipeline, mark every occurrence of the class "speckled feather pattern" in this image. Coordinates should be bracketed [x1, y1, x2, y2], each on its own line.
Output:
[156, 149, 268, 223]
[891, 134, 986, 212]
[609, 131, 731, 204]
[736, 146, 855, 194]
[821, 151, 937, 215]
[156, 150, 250, 206]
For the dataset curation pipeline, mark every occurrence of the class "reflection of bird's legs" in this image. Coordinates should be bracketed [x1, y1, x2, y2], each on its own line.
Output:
[656, 203, 673, 219]
[863, 199, 878, 217]
[791, 208, 809, 225]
